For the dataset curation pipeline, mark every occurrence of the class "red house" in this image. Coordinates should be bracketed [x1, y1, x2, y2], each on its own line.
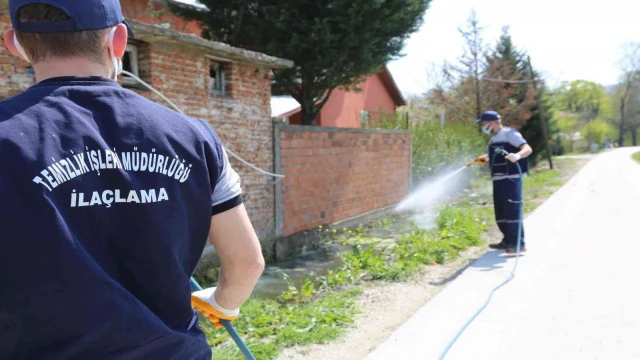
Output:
[272, 65, 406, 128]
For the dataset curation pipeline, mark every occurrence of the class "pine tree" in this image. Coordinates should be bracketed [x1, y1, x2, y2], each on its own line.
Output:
[483, 27, 536, 129]
[483, 27, 552, 165]
[520, 83, 557, 165]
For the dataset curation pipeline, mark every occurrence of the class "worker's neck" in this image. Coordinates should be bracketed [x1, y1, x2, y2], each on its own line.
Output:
[33, 57, 112, 83]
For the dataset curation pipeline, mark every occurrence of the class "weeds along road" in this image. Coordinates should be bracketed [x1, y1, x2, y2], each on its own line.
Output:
[368, 147, 640, 360]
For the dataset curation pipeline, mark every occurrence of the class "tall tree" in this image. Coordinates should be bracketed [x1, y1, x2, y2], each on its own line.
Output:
[429, 10, 486, 124]
[481, 27, 552, 166]
[483, 26, 536, 129]
[519, 79, 557, 165]
[614, 42, 640, 145]
[169, 0, 430, 125]
[459, 11, 484, 119]
[447, 10, 485, 119]
[613, 78, 640, 145]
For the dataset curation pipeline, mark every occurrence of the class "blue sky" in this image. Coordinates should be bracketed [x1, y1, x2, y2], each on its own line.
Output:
[180, 0, 640, 96]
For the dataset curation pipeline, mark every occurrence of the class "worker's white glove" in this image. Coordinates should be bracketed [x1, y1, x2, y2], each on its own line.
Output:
[191, 287, 239, 329]
[505, 153, 521, 163]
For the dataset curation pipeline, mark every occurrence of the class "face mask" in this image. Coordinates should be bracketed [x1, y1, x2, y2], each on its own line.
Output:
[482, 124, 492, 135]
[13, 33, 30, 63]
[107, 27, 123, 80]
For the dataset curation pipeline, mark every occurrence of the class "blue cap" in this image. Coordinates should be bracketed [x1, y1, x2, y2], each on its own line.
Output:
[9, 0, 135, 37]
[475, 110, 501, 124]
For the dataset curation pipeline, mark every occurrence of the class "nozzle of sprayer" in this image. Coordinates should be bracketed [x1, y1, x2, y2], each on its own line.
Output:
[466, 154, 488, 167]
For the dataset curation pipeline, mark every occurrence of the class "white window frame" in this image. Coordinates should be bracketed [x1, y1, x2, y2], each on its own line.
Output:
[209, 62, 226, 96]
[121, 44, 139, 87]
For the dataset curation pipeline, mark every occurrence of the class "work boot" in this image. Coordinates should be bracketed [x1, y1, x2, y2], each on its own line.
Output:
[505, 245, 526, 255]
[489, 240, 509, 250]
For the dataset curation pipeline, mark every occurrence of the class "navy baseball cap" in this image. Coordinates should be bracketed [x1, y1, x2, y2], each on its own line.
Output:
[475, 110, 501, 124]
[9, 0, 135, 37]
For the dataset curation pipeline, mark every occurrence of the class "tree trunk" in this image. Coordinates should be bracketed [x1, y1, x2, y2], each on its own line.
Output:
[632, 127, 638, 146]
[473, 45, 481, 119]
[618, 99, 625, 146]
[301, 108, 317, 126]
[475, 75, 481, 119]
[300, 97, 317, 126]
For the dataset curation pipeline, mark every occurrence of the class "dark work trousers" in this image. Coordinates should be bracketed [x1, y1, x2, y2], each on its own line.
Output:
[492, 177, 525, 247]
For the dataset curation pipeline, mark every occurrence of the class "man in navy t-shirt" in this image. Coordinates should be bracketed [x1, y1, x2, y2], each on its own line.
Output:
[1, 1, 265, 359]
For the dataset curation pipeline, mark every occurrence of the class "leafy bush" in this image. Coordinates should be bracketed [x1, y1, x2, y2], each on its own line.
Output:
[411, 121, 487, 181]
[581, 119, 617, 145]
[376, 112, 488, 183]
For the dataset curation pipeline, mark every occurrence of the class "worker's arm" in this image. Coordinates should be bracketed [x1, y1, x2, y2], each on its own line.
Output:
[208, 204, 265, 310]
[517, 143, 533, 159]
[190, 123, 264, 326]
[505, 130, 533, 163]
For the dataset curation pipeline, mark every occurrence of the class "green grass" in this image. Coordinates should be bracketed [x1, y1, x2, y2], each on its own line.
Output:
[207, 289, 361, 360]
[203, 204, 492, 359]
[524, 169, 562, 188]
[633, 151, 640, 164]
[520, 160, 578, 212]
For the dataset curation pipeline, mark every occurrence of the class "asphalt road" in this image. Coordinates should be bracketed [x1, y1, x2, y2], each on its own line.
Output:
[367, 147, 640, 360]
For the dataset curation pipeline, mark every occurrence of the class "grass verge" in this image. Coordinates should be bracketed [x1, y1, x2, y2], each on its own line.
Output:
[633, 151, 640, 164]
[201, 160, 577, 359]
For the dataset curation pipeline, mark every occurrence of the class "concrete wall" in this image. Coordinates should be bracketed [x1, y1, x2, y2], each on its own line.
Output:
[274, 125, 412, 237]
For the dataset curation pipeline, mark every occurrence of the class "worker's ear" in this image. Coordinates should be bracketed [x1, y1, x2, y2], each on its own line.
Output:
[108, 24, 129, 58]
[3, 29, 29, 62]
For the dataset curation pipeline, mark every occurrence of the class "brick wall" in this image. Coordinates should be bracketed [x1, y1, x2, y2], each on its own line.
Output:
[0, 15, 36, 99]
[0, 14, 276, 242]
[275, 125, 411, 237]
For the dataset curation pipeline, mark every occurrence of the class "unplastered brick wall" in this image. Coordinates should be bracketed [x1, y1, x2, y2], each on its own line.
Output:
[0, 15, 36, 100]
[275, 125, 411, 237]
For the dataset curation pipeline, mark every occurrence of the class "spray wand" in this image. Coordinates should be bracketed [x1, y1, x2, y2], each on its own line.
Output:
[465, 154, 489, 167]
